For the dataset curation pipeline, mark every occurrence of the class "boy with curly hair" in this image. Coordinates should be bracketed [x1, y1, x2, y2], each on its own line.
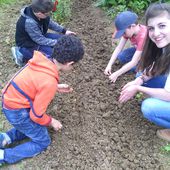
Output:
[0, 35, 84, 164]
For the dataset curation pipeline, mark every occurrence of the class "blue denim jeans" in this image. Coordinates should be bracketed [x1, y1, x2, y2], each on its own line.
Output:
[140, 75, 170, 128]
[142, 98, 170, 128]
[2, 107, 51, 164]
[117, 47, 136, 72]
[135, 72, 167, 88]
[19, 33, 63, 62]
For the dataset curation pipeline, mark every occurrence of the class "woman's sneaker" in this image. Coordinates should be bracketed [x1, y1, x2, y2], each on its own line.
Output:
[11, 46, 24, 66]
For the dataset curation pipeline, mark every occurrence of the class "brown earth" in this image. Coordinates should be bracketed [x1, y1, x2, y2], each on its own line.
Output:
[0, 0, 170, 169]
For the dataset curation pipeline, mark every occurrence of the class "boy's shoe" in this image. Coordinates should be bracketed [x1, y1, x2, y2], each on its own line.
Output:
[11, 46, 24, 66]
[0, 134, 7, 149]
[156, 129, 170, 142]
[0, 149, 5, 166]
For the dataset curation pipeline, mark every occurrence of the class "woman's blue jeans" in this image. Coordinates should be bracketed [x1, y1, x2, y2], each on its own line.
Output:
[140, 75, 170, 128]
[19, 33, 63, 62]
[2, 107, 51, 164]
[142, 98, 170, 128]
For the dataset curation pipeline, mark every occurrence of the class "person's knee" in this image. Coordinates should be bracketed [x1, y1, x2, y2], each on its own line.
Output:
[41, 136, 51, 149]
[117, 53, 125, 63]
[36, 134, 51, 150]
[141, 98, 157, 121]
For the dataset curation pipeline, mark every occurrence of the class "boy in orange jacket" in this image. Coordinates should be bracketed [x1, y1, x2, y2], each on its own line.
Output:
[0, 35, 84, 164]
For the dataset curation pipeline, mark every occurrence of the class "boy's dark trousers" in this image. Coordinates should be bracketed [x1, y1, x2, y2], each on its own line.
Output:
[19, 33, 63, 62]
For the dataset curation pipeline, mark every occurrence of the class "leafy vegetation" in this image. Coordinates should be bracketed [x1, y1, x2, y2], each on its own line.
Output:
[52, 0, 72, 23]
[0, 0, 16, 5]
[0, 0, 72, 23]
[95, 0, 170, 18]
[161, 144, 170, 153]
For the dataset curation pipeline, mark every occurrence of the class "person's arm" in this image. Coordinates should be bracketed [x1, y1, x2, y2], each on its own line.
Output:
[49, 19, 76, 35]
[119, 81, 170, 103]
[25, 19, 57, 46]
[48, 19, 67, 34]
[119, 74, 151, 103]
[104, 37, 127, 75]
[29, 80, 57, 126]
[138, 86, 170, 101]
[109, 50, 142, 83]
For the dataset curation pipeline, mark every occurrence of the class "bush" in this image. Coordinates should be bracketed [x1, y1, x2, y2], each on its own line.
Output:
[95, 0, 170, 18]
[52, 0, 72, 23]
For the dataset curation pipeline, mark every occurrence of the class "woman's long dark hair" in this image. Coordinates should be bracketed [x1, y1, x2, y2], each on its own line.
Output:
[138, 3, 170, 76]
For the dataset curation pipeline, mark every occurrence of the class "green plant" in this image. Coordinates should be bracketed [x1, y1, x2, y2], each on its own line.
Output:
[135, 92, 144, 103]
[128, 0, 148, 14]
[161, 144, 170, 154]
[52, 0, 72, 23]
[94, 0, 168, 18]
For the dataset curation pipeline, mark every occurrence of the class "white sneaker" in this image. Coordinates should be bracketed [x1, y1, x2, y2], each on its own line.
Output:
[11, 47, 24, 66]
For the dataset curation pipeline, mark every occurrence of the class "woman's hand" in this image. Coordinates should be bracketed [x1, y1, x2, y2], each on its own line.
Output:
[57, 84, 73, 93]
[122, 80, 138, 90]
[119, 85, 138, 103]
[122, 77, 143, 90]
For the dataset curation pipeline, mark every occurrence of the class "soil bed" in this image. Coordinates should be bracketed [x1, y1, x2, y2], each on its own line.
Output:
[0, 0, 169, 169]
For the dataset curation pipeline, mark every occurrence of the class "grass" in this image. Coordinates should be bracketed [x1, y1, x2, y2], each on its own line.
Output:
[0, 0, 16, 5]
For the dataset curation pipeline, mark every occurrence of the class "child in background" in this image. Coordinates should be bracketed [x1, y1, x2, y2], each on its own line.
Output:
[104, 11, 147, 83]
[119, 3, 170, 142]
[0, 35, 84, 164]
[12, 0, 75, 66]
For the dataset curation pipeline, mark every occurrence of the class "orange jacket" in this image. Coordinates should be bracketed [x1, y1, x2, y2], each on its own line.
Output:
[2, 51, 59, 126]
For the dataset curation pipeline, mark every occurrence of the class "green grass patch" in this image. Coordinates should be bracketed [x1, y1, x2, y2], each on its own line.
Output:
[0, 0, 16, 5]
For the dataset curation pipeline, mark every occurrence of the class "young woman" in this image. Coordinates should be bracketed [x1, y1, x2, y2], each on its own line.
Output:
[119, 2, 170, 142]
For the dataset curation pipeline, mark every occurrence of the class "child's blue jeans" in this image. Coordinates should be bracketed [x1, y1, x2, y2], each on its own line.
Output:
[117, 47, 136, 72]
[2, 107, 51, 164]
[19, 33, 63, 62]
[139, 75, 170, 128]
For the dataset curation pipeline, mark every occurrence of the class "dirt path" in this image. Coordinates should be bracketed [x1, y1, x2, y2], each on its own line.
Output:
[0, 0, 170, 169]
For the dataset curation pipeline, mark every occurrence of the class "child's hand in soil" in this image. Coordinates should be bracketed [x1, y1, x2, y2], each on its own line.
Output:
[57, 84, 73, 93]
[109, 72, 119, 83]
[104, 64, 112, 76]
[65, 30, 76, 35]
[50, 118, 62, 132]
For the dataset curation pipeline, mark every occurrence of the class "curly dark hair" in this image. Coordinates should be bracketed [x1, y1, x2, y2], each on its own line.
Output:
[51, 35, 84, 64]
[31, 0, 54, 13]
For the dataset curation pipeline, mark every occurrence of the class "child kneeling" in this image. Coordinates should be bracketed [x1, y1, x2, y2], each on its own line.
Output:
[0, 35, 84, 164]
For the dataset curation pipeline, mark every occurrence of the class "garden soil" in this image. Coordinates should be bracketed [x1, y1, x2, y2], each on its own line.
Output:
[0, 0, 170, 169]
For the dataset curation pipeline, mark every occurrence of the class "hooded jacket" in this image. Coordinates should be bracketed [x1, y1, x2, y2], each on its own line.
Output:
[15, 6, 66, 48]
[2, 51, 59, 126]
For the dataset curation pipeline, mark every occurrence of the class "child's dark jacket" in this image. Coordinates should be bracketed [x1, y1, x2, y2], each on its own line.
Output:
[15, 6, 66, 48]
